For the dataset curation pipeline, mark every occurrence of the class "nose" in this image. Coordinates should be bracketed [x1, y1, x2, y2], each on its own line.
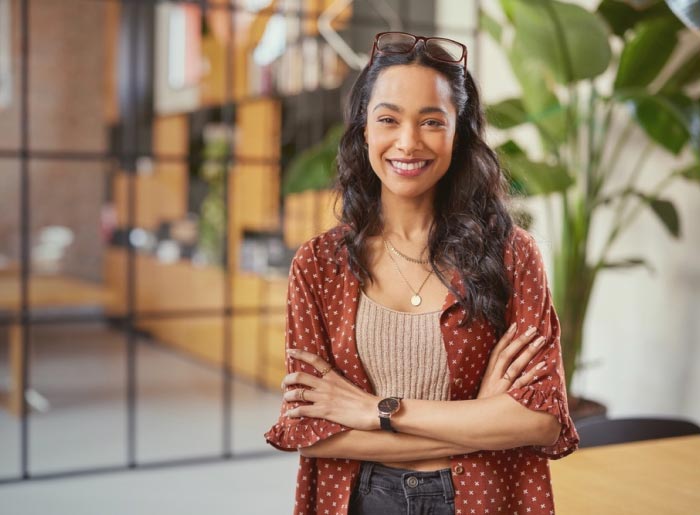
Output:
[395, 124, 421, 154]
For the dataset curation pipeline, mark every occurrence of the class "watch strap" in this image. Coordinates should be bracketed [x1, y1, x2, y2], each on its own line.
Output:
[379, 415, 396, 433]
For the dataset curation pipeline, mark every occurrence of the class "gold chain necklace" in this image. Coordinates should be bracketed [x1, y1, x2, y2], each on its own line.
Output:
[383, 237, 433, 306]
[384, 236, 429, 265]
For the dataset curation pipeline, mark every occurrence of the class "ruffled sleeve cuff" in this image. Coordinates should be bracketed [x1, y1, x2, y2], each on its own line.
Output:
[264, 416, 351, 452]
[507, 384, 580, 460]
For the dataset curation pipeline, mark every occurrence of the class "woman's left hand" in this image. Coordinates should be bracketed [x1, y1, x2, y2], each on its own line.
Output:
[281, 348, 379, 431]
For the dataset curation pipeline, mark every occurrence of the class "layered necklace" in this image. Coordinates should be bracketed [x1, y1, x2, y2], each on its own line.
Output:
[382, 236, 432, 307]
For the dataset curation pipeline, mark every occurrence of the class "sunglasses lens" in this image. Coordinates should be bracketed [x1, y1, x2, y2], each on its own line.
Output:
[425, 38, 464, 62]
[376, 32, 417, 53]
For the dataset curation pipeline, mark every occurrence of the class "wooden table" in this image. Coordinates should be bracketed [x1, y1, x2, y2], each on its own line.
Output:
[0, 274, 112, 415]
[550, 434, 700, 514]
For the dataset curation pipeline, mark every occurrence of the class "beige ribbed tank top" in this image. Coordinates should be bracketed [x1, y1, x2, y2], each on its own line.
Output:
[356, 290, 450, 401]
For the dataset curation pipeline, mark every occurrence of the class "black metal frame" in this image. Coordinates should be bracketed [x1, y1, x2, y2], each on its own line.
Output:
[0, 0, 479, 485]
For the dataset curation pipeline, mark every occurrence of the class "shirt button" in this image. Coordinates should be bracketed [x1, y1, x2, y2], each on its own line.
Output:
[406, 476, 419, 488]
[453, 465, 465, 475]
[454, 378, 463, 387]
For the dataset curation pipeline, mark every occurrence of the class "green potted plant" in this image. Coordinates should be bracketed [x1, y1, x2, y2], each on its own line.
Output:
[482, 0, 700, 410]
[282, 123, 344, 195]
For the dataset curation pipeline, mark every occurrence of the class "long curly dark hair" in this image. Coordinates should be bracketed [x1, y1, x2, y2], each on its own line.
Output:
[334, 39, 514, 335]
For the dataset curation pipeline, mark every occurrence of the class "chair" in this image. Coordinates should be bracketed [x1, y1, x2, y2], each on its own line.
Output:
[575, 416, 700, 448]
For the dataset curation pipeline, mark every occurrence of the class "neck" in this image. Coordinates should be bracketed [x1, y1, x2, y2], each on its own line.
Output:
[379, 191, 434, 243]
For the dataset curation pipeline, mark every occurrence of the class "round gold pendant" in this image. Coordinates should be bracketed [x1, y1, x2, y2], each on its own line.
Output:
[411, 295, 422, 306]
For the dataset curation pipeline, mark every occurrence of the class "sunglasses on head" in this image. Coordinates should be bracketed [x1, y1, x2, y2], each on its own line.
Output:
[369, 31, 468, 72]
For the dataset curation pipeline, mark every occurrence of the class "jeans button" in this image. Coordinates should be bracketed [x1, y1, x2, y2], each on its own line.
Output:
[406, 476, 419, 488]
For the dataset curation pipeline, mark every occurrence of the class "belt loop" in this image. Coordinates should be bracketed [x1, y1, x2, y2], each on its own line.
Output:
[358, 461, 375, 495]
[439, 468, 455, 503]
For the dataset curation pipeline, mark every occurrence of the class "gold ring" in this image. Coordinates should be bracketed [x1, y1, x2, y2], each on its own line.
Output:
[503, 372, 511, 381]
[299, 389, 306, 402]
[319, 366, 333, 377]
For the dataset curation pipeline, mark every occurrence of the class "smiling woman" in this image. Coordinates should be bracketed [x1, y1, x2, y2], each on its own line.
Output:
[364, 65, 456, 203]
[265, 31, 579, 515]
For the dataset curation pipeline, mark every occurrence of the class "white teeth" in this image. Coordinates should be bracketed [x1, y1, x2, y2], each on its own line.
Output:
[391, 160, 427, 171]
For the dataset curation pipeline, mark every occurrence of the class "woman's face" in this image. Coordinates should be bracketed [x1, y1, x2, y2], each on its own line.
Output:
[364, 64, 457, 204]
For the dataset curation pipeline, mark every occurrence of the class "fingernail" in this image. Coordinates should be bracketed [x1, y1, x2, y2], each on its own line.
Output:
[508, 323, 517, 334]
[532, 337, 544, 347]
[287, 349, 297, 355]
[525, 327, 536, 336]
[537, 361, 546, 369]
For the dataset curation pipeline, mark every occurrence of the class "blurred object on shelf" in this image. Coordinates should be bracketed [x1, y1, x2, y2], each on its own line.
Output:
[240, 230, 295, 276]
[32, 226, 74, 275]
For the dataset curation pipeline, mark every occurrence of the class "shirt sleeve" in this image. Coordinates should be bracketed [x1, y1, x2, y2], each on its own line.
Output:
[504, 228, 580, 460]
[264, 244, 351, 452]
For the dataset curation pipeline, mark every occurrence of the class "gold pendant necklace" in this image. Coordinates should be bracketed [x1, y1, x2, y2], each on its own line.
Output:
[383, 237, 432, 306]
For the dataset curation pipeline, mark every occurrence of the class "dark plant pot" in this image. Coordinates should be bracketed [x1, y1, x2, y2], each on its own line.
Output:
[568, 395, 607, 423]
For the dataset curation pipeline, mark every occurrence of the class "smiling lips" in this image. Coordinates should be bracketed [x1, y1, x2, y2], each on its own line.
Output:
[387, 159, 433, 177]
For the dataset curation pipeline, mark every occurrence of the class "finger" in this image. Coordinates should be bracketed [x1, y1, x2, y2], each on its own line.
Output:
[504, 335, 546, 381]
[496, 326, 539, 371]
[287, 348, 333, 376]
[283, 388, 317, 403]
[492, 322, 517, 355]
[511, 360, 547, 389]
[285, 404, 317, 419]
[281, 371, 322, 389]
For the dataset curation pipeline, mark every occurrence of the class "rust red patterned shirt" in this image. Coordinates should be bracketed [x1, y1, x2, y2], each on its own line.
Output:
[265, 224, 579, 514]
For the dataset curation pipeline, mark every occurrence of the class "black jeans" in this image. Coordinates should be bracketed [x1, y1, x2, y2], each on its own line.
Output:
[348, 462, 456, 515]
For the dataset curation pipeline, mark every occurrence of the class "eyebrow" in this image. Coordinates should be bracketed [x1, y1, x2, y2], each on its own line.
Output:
[372, 102, 449, 116]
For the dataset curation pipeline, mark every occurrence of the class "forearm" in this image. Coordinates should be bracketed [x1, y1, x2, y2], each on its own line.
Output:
[390, 393, 561, 450]
[299, 428, 479, 461]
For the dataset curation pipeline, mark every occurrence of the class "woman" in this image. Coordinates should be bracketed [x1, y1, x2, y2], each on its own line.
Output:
[265, 32, 579, 515]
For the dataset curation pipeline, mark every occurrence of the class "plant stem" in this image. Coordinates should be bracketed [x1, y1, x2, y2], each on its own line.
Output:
[594, 141, 656, 271]
[599, 117, 634, 188]
[585, 84, 597, 210]
[591, 97, 614, 199]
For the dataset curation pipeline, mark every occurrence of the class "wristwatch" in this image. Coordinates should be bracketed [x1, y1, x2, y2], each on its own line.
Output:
[377, 396, 402, 432]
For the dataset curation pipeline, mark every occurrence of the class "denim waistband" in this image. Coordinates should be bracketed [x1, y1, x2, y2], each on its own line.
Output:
[356, 462, 455, 503]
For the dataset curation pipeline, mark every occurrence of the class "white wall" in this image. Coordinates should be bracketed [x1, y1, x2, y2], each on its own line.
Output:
[440, 0, 700, 422]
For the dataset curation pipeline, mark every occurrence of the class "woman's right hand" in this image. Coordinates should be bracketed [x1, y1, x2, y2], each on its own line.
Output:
[476, 323, 547, 400]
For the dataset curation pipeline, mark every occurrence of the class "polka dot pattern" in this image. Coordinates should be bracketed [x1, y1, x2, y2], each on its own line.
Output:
[265, 225, 579, 514]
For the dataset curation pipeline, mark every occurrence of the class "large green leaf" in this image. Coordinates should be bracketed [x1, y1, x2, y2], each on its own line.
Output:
[499, 0, 517, 23]
[614, 17, 680, 90]
[480, 10, 502, 43]
[282, 146, 336, 195]
[501, 154, 574, 196]
[496, 139, 526, 157]
[677, 163, 700, 183]
[486, 98, 528, 129]
[495, 140, 528, 195]
[616, 90, 690, 154]
[509, 0, 612, 84]
[634, 192, 681, 237]
[596, 0, 675, 37]
[282, 126, 343, 195]
[507, 45, 568, 146]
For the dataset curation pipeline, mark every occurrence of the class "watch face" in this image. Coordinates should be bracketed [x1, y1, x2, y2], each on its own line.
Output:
[378, 397, 400, 415]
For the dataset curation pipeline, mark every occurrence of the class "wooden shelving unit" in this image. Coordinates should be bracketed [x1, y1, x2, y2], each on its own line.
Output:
[103, 1, 348, 390]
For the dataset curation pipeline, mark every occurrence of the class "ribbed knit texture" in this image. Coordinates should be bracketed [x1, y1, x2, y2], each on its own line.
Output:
[356, 290, 450, 401]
